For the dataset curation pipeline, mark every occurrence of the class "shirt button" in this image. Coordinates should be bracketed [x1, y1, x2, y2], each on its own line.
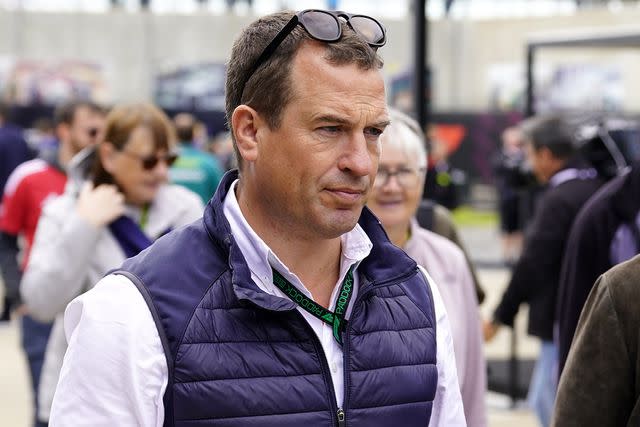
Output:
[331, 362, 338, 374]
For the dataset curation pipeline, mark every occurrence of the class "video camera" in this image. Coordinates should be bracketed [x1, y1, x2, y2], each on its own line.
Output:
[574, 117, 640, 180]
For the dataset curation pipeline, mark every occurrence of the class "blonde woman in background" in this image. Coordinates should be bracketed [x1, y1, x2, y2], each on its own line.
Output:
[20, 103, 204, 425]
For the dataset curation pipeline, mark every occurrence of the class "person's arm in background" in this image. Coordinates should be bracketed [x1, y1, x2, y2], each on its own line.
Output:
[0, 231, 22, 307]
[0, 170, 30, 311]
[431, 203, 485, 304]
[492, 194, 571, 330]
[21, 183, 124, 322]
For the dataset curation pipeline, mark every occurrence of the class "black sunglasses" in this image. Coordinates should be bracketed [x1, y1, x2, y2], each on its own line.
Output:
[240, 9, 386, 99]
[119, 149, 179, 170]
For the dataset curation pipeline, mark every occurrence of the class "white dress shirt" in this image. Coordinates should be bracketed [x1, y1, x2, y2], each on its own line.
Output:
[50, 180, 465, 427]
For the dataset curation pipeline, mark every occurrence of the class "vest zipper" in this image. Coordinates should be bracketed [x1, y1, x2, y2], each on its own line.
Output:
[293, 311, 342, 427]
[338, 267, 421, 426]
[341, 323, 351, 427]
[272, 270, 418, 427]
[337, 408, 346, 427]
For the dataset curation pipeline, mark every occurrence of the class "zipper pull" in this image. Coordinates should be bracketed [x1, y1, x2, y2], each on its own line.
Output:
[337, 408, 346, 427]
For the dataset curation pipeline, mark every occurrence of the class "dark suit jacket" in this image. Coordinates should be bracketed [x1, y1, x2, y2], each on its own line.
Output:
[493, 159, 604, 341]
[556, 165, 640, 374]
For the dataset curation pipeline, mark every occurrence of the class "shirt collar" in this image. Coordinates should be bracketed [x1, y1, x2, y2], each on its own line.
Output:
[222, 179, 372, 294]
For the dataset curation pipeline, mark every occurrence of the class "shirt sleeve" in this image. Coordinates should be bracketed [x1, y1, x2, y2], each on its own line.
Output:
[49, 274, 168, 427]
[420, 266, 467, 427]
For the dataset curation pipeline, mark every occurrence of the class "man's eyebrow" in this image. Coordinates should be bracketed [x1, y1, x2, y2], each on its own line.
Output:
[310, 115, 391, 129]
[310, 114, 351, 125]
[372, 119, 391, 129]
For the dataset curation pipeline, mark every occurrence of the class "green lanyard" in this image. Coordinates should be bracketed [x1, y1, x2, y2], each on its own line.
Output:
[271, 266, 355, 345]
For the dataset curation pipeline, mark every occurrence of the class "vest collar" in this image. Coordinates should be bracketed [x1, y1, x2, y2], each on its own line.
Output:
[203, 170, 417, 309]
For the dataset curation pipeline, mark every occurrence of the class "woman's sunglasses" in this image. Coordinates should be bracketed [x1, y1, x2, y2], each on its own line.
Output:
[240, 9, 386, 98]
[119, 149, 179, 170]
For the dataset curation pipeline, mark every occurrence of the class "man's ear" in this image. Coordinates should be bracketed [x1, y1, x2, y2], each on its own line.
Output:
[231, 105, 263, 163]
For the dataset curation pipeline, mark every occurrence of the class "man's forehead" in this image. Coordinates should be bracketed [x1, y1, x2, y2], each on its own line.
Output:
[292, 43, 383, 85]
[289, 47, 386, 118]
[305, 100, 388, 125]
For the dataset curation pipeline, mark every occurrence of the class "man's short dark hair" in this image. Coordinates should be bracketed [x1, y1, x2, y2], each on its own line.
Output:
[53, 100, 103, 127]
[520, 115, 575, 160]
[225, 11, 384, 168]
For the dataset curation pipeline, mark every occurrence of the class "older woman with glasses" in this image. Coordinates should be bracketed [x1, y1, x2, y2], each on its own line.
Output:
[367, 108, 487, 427]
[20, 103, 204, 425]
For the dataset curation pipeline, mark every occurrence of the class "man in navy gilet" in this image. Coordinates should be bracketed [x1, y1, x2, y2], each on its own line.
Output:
[49, 10, 465, 427]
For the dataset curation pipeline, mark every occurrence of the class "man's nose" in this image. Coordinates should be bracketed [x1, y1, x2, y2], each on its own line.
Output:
[338, 134, 376, 177]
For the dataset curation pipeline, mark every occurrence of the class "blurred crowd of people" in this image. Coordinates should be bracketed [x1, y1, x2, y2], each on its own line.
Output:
[0, 34, 639, 427]
[0, 100, 227, 426]
[485, 114, 640, 427]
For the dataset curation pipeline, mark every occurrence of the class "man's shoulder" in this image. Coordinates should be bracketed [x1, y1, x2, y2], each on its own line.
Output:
[551, 175, 603, 199]
[591, 256, 640, 334]
[540, 177, 602, 215]
[600, 256, 640, 300]
[123, 216, 219, 277]
[3, 159, 53, 196]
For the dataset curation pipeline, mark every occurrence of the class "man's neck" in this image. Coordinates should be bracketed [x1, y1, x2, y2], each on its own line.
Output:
[236, 182, 342, 308]
[270, 236, 341, 308]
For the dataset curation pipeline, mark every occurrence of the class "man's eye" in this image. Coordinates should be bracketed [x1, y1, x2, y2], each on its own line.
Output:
[365, 127, 384, 137]
[320, 126, 341, 134]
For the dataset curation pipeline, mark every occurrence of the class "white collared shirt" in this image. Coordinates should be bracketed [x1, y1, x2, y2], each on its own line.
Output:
[49, 180, 465, 426]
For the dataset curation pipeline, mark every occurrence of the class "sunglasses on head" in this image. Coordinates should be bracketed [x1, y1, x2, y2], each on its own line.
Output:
[119, 149, 179, 170]
[240, 9, 386, 99]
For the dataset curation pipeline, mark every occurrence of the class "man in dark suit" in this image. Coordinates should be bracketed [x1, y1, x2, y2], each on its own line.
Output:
[484, 115, 604, 427]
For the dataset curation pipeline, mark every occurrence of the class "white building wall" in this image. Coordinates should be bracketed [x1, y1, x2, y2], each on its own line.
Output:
[0, 7, 639, 111]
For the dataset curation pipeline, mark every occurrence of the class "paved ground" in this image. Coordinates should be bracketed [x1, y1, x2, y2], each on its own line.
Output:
[0, 224, 541, 426]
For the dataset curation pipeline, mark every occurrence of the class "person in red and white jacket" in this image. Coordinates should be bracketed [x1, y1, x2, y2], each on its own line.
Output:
[0, 100, 104, 427]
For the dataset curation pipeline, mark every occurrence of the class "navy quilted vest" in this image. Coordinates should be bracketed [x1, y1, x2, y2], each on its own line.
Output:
[118, 171, 438, 427]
